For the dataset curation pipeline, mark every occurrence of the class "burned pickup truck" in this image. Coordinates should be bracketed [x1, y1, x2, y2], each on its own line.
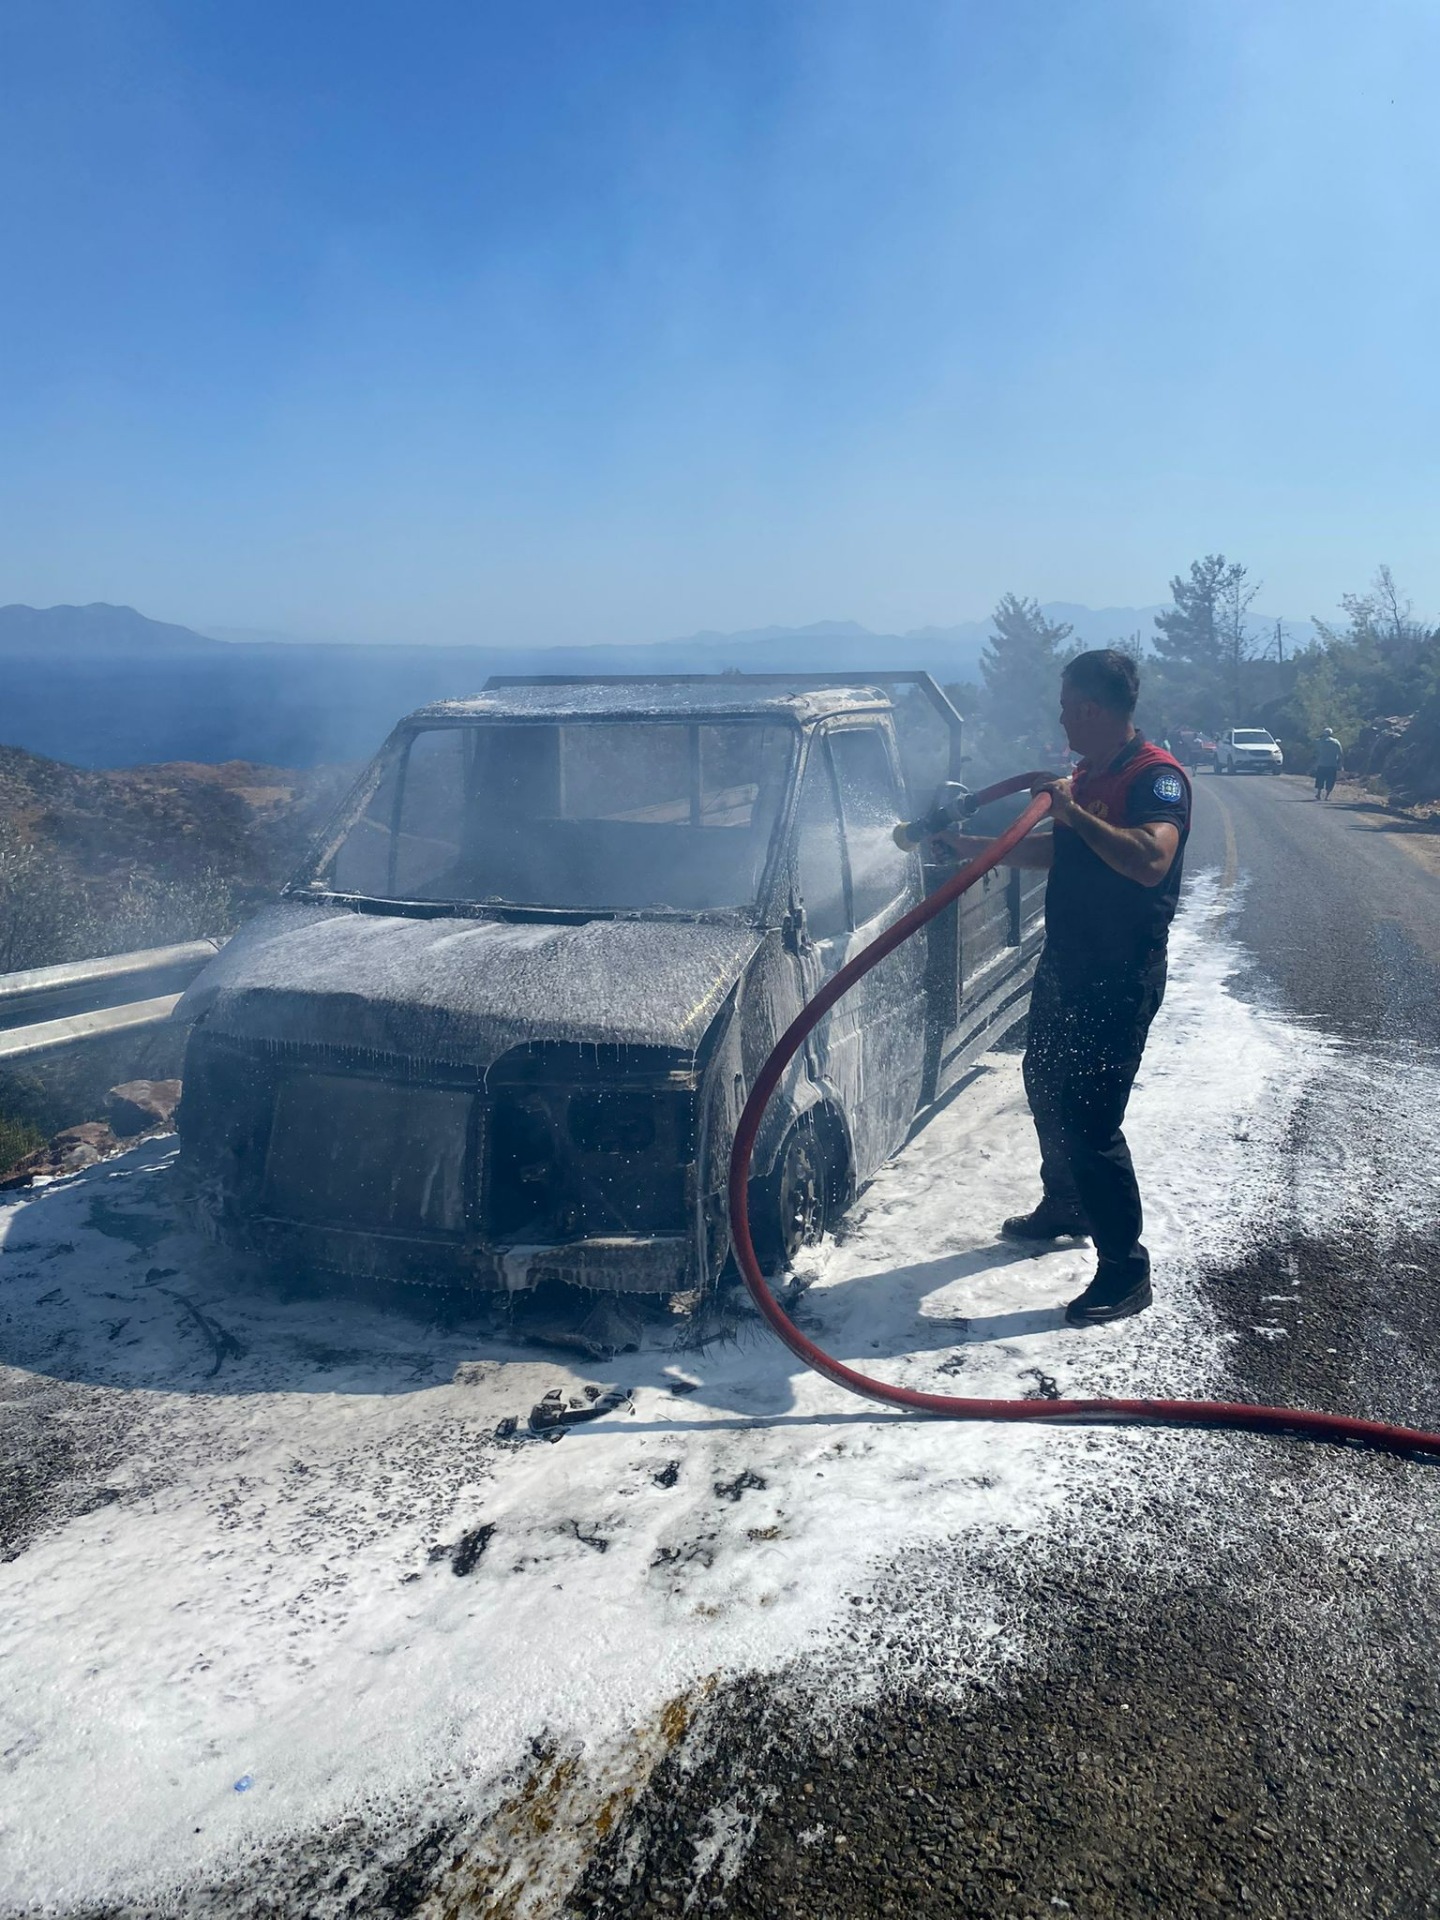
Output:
[176, 675, 1045, 1298]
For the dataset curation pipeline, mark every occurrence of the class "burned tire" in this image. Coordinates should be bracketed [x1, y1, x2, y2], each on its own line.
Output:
[751, 1115, 833, 1277]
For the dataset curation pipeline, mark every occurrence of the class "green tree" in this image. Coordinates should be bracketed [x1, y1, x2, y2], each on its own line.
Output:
[1151, 554, 1257, 729]
[1153, 555, 1228, 672]
[1310, 565, 1438, 717]
[1291, 566, 1440, 791]
[1289, 650, 1367, 749]
[976, 594, 1073, 765]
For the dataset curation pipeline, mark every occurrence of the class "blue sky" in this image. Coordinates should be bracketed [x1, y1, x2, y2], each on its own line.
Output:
[2, 0, 1436, 645]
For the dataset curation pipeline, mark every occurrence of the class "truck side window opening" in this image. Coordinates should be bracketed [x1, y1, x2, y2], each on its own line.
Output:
[331, 729, 469, 898]
[330, 759, 402, 897]
[793, 742, 847, 942]
[830, 727, 910, 926]
[391, 728, 466, 893]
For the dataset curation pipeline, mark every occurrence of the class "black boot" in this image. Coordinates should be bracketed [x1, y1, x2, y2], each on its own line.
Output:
[1001, 1201, 1090, 1243]
[1064, 1262, 1153, 1327]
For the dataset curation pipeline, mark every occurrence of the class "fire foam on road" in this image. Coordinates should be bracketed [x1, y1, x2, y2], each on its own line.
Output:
[0, 877, 1329, 1914]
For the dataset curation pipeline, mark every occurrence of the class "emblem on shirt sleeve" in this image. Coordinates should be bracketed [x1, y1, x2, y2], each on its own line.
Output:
[1152, 773, 1185, 803]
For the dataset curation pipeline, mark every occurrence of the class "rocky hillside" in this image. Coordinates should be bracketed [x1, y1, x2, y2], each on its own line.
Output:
[0, 744, 350, 973]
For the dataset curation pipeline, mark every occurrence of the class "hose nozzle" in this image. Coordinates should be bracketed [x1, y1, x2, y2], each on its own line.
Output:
[893, 780, 973, 849]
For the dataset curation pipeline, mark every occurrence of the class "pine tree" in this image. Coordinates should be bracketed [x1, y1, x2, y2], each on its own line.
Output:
[1153, 555, 1228, 669]
[1152, 555, 1256, 728]
[977, 594, 1073, 763]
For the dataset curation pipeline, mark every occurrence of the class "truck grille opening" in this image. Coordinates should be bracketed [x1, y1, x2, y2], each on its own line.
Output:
[567, 1091, 657, 1155]
[486, 1043, 695, 1241]
[487, 1092, 570, 1240]
[262, 1075, 472, 1235]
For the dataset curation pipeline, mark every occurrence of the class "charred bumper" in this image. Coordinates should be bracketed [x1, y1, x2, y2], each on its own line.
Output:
[245, 1219, 694, 1293]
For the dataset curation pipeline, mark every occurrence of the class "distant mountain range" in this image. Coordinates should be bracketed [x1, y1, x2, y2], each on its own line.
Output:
[0, 600, 1311, 770]
[202, 604, 1174, 670]
[6, 599, 1175, 671]
[0, 602, 223, 653]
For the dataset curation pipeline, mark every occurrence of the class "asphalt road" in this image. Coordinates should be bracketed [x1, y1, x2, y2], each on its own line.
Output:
[1189, 770, 1440, 1046]
[567, 772, 1440, 1920]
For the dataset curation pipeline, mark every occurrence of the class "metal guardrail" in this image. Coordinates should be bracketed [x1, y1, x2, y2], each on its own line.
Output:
[0, 940, 223, 1063]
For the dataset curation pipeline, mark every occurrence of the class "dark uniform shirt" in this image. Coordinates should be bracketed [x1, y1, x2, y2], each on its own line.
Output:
[1043, 735, 1191, 987]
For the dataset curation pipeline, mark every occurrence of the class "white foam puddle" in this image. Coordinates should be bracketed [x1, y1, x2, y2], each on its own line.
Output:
[0, 874, 1350, 1910]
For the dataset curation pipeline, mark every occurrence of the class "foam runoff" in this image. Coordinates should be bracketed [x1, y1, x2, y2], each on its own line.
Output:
[0, 874, 1326, 1913]
[1289, 1044, 1440, 1238]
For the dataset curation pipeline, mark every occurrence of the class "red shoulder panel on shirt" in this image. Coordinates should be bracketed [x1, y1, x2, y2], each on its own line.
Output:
[1073, 741, 1191, 822]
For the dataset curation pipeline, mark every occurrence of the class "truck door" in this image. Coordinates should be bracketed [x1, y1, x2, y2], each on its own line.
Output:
[828, 724, 927, 1175]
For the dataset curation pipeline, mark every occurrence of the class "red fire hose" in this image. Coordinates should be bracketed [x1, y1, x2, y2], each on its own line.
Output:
[727, 773, 1440, 1463]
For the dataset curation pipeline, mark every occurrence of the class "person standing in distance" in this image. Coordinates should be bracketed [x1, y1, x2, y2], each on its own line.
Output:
[1313, 727, 1343, 801]
[938, 649, 1190, 1326]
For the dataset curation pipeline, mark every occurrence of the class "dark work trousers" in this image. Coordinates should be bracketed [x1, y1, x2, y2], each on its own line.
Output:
[1021, 956, 1165, 1286]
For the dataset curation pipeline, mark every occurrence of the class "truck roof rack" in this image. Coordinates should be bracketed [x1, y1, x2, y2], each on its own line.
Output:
[481, 671, 964, 778]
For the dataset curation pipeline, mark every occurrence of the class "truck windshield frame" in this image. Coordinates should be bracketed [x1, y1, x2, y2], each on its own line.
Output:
[294, 715, 800, 922]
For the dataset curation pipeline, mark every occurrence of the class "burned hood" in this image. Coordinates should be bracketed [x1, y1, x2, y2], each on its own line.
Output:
[177, 901, 764, 1068]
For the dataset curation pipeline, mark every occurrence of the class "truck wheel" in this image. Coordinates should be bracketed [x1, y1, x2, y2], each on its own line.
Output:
[752, 1116, 830, 1276]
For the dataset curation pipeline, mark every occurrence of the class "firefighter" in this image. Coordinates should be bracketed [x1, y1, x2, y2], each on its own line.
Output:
[941, 649, 1190, 1325]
